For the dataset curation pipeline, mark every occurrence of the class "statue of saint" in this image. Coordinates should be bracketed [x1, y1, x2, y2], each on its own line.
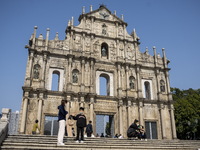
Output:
[72, 72, 78, 83]
[129, 78, 134, 89]
[102, 46, 107, 56]
[33, 64, 40, 79]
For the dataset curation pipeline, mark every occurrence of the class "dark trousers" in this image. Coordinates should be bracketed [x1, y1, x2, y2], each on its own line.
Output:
[87, 132, 92, 137]
[76, 127, 84, 141]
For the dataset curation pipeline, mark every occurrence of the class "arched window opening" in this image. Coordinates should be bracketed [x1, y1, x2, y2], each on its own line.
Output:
[33, 64, 41, 79]
[129, 76, 135, 89]
[72, 69, 79, 83]
[51, 71, 60, 91]
[144, 81, 151, 99]
[160, 80, 165, 92]
[101, 43, 108, 59]
[99, 74, 110, 96]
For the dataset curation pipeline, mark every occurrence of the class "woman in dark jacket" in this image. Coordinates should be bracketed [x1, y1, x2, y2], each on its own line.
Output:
[127, 119, 141, 139]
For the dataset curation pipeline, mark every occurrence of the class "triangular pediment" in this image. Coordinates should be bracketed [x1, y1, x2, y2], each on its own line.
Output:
[79, 5, 127, 25]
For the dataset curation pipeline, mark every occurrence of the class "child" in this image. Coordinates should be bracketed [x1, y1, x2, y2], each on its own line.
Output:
[32, 119, 40, 134]
[86, 120, 93, 137]
[139, 125, 147, 141]
[72, 107, 87, 143]
[57, 100, 68, 146]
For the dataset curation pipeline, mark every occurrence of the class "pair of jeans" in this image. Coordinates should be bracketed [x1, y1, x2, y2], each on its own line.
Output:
[76, 127, 84, 141]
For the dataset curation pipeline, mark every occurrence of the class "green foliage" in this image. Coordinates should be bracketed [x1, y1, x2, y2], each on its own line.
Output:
[171, 88, 200, 139]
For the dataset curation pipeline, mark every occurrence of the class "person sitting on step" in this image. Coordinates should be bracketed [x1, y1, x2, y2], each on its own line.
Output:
[127, 119, 141, 140]
[139, 125, 147, 141]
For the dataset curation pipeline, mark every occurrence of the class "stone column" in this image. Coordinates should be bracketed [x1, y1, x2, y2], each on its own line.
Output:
[32, 26, 37, 49]
[116, 22, 118, 38]
[37, 93, 43, 129]
[160, 103, 166, 139]
[66, 95, 71, 119]
[125, 65, 129, 90]
[90, 97, 94, 125]
[119, 100, 123, 134]
[68, 56, 72, 83]
[139, 100, 143, 125]
[81, 58, 85, 84]
[124, 41, 127, 60]
[25, 51, 34, 87]
[165, 71, 171, 99]
[82, 33, 85, 52]
[117, 63, 122, 98]
[45, 28, 50, 51]
[81, 58, 85, 92]
[136, 66, 142, 98]
[90, 59, 94, 93]
[40, 53, 47, 88]
[127, 100, 131, 126]
[80, 99, 84, 107]
[170, 104, 177, 139]
[116, 40, 119, 57]
[155, 69, 161, 100]
[20, 92, 29, 133]
[91, 17, 94, 33]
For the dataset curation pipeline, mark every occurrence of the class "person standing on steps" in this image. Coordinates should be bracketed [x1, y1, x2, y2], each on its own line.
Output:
[72, 107, 87, 143]
[57, 100, 68, 146]
[32, 119, 40, 134]
[67, 115, 75, 137]
[86, 120, 93, 137]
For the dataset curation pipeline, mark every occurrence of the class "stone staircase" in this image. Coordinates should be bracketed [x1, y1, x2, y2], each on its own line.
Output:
[1, 134, 200, 150]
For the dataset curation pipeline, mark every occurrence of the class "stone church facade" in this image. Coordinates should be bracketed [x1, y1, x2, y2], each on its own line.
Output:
[19, 5, 177, 139]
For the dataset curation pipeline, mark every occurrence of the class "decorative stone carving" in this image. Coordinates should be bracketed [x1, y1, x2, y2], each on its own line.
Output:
[99, 10, 110, 20]
[118, 26, 123, 36]
[85, 37, 90, 52]
[85, 20, 91, 29]
[75, 36, 82, 50]
[63, 39, 69, 50]
[102, 24, 107, 35]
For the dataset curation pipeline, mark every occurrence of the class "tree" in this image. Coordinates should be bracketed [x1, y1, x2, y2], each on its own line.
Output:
[171, 88, 200, 139]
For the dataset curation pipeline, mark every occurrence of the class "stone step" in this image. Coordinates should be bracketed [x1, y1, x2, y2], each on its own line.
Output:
[1, 143, 197, 150]
[1, 135, 200, 150]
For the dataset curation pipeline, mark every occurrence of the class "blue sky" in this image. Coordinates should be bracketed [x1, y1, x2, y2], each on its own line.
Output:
[0, 0, 200, 112]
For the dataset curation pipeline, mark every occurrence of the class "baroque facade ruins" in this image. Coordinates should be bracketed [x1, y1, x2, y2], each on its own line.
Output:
[19, 5, 177, 139]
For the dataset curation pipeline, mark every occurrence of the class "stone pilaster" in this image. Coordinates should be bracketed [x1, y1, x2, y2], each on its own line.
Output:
[37, 93, 44, 130]
[139, 100, 143, 125]
[20, 91, 29, 134]
[81, 57, 85, 92]
[136, 66, 142, 98]
[89, 58, 95, 93]
[170, 104, 177, 139]
[127, 99, 131, 126]
[89, 97, 95, 125]
[160, 103, 166, 139]
[25, 51, 34, 87]
[119, 100, 123, 134]
[155, 68, 161, 100]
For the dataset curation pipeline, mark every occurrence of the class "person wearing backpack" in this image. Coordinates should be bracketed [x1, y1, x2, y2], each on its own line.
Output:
[86, 120, 93, 137]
